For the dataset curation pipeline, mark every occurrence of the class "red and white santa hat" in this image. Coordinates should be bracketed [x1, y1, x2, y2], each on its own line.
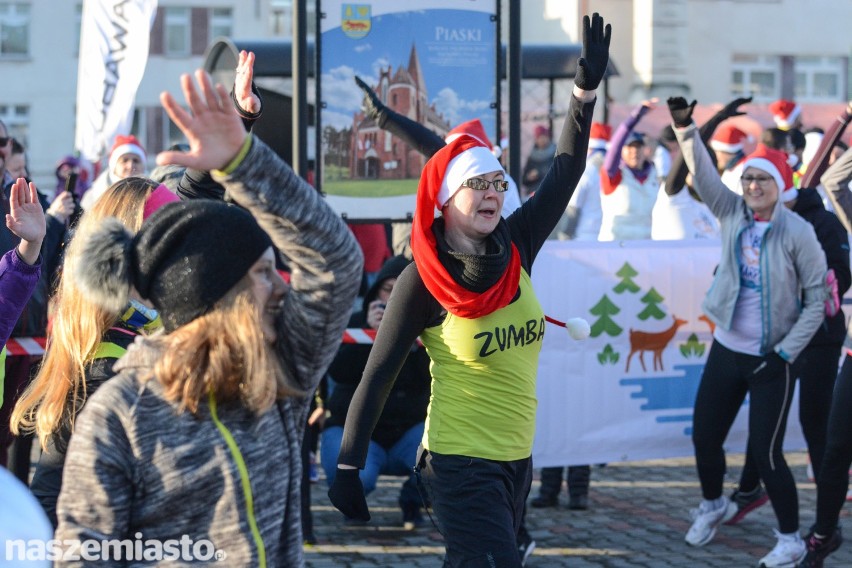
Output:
[434, 136, 504, 209]
[742, 143, 797, 202]
[710, 123, 750, 154]
[108, 135, 146, 174]
[445, 119, 503, 158]
[589, 122, 612, 151]
[769, 99, 802, 130]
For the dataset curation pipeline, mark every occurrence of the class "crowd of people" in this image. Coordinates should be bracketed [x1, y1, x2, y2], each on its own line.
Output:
[1, 10, 852, 568]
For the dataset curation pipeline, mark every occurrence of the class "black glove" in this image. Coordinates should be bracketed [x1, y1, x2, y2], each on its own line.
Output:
[574, 12, 611, 92]
[667, 97, 698, 128]
[751, 352, 788, 381]
[719, 96, 753, 120]
[328, 467, 371, 521]
[354, 76, 386, 124]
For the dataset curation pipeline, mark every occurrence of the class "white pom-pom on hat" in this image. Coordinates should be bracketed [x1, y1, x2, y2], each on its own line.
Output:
[545, 315, 591, 341]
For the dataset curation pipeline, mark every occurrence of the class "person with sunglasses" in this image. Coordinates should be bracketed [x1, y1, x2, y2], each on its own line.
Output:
[668, 97, 827, 568]
[328, 13, 610, 566]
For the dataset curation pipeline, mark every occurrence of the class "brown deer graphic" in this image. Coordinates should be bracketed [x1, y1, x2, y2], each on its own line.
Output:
[625, 315, 689, 372]
[698, 314, 716, 334]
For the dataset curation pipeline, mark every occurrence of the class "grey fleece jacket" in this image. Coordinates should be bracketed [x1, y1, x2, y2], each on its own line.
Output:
[674, 123, 826, 363]
[54, 136, 363, 567]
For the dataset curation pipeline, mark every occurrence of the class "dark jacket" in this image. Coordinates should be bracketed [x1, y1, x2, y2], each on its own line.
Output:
[30, 324, 140, 528]
[324, 255, 431, 449]
[793, 187, 851, 346]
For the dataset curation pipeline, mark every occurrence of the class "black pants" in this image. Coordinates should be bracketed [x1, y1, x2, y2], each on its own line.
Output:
[692, 341, 798, 533]
[538, 465, 591, 499]
[738, 343, 841, 491]
[420, 448, 532, 567]
[814, 354, 852, 535]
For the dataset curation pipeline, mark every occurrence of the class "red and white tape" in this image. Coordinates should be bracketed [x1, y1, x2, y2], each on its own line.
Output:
[4, 330, 405, 357]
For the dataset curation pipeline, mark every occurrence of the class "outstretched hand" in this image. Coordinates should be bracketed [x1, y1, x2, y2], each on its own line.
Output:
[667, 97, 698, 128]
[574, 12, 611, 92]
[6, 178, 46, 265]
[234, 50, 261, 115]
[720, 96, 752, 120]
[354, 76, 385, 121]
[157, 70, 248, 171]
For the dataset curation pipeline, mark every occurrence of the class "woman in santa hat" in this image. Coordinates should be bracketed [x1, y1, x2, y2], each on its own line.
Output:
[668, 97, 827, 568]
[329, 13, 610, 566]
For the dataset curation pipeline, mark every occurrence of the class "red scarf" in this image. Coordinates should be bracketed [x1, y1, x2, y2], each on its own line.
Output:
[411, 137, 521, 318]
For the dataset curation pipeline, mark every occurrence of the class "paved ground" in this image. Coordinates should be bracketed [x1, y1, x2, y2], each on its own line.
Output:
[305, 451, 851, 567]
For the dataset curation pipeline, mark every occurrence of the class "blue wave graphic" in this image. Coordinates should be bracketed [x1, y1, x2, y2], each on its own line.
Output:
[619, 364, 703, 435]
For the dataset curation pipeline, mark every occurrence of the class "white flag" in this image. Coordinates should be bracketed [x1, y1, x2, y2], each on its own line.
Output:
[75, 0, 158, 163]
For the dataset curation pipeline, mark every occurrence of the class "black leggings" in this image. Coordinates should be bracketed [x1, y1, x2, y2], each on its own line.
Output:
[738, 343, 841, 491]
[692, 341, 799, 533]
[814, 354, 852, 535]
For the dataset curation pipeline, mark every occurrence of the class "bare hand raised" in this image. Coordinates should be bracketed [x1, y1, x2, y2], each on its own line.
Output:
[157, 70, 247, 172]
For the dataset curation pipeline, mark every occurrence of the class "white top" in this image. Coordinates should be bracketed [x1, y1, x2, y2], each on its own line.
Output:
[714, 221, 770, 355]
[0, 467, 52, 567]
[568, 162, 603, 241]
[651, 184, 721, 240]
[598, 166, 659, 241]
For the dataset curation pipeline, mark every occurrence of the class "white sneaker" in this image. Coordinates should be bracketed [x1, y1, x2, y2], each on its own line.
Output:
[758, 530, 806, 568]
[685, 497, 733, 546]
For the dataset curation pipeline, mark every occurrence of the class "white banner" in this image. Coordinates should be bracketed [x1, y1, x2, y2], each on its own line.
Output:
[531, 239, 811, 467]
[75, 0, 158, 163]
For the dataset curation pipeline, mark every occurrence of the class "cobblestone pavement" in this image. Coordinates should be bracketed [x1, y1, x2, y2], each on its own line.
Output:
[305, 452, 851, 567]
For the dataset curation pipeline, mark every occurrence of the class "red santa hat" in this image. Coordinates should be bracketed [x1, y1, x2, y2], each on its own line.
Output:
[445, 119, 503, 159]
[108, 135, 146, 174]
[589, 122, 612, 151]
[433, 138, 504, 209]
[710, 123, 750, 154]
[742, 143, 797, 202]
[769, 99, 802, 130]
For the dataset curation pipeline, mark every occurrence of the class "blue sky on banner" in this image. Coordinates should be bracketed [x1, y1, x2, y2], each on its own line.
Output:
[321, 7, 497, 136]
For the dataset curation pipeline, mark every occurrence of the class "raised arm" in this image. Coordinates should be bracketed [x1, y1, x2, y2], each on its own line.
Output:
[822, 147, 852, 233]
[159, 70, 363, 394]
[354, 75, 445, 158]
[668, 97, 741, 219]
[800, 100, 852, 189]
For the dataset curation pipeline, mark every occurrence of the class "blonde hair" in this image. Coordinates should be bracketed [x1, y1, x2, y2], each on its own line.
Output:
[11, 177, 159, 449]
[148, 279, 301, 415]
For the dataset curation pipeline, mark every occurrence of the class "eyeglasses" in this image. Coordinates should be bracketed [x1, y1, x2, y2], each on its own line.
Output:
[741, 175, 775, 186]
[461, 178, 509, 192]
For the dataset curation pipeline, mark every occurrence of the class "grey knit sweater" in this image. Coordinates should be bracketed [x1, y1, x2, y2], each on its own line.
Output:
[54, 137, 363, 567]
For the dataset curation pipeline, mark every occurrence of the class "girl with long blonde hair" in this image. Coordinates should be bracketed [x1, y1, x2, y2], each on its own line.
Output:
[10, 176, 178, 526]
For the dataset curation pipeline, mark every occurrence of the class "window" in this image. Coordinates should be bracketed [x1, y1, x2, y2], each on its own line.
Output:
[164, 7, 190, 56]
[730, 54, 779, 101]
[211, 7, 232, 39]
[0, 103, 29, 148]
[269, 0, 316, 37]
[0, 2, 29, 56]
[794, 56, 846, 102]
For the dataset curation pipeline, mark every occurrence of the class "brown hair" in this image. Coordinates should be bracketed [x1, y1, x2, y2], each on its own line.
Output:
[148, 278, 301, 415]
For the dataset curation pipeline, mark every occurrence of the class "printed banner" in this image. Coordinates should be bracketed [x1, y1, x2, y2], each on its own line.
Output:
[319, 0, 498, 220]
[75, 0, 158, 163]
[531, 239, 811, 466]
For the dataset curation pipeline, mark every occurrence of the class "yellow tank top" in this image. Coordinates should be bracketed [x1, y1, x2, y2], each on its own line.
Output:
[421, 268, 544, 461]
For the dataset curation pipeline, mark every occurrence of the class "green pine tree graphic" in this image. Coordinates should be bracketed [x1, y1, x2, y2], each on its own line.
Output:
[597, 344, 620, 365]
[637, 287, 666, 320]
[613, 262, 641, 294]
[679, 333, 706, 358]
[589, 295, 623, 337]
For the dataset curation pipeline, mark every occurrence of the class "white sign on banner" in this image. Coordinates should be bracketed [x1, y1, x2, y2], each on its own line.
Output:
[75, 0, 158, 163]
[531, 239, 808, 467]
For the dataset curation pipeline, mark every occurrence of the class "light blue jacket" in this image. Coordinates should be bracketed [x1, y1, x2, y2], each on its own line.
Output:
[674, 123, 826, 363]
